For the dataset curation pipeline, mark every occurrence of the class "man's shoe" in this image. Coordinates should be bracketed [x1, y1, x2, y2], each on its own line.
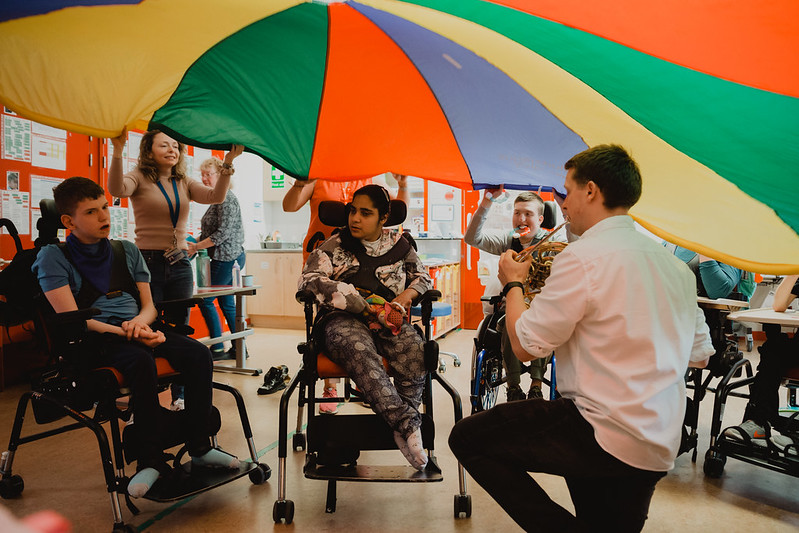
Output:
[506, 386, 526, 402]
[213, 349, 235, 361]
[527, 385, 544, 400]
[319, 386, 339, 414]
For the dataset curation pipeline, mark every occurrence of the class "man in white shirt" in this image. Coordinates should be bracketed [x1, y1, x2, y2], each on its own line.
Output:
[449, 144, 714, 532]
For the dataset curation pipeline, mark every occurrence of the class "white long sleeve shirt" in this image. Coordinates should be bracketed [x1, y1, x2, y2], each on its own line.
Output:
[516, 216, 714, 471]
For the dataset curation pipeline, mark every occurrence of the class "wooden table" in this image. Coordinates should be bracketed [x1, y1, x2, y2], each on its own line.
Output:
[194, 285, 262, 376]
[727, 307, 799, 328]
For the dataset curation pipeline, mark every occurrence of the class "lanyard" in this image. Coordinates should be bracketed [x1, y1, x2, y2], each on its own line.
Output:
[156, 178, 180, 228]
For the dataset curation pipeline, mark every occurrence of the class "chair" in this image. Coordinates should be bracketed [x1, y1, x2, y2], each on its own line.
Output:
[272, 199, 471, 523]
[681, 296, 753, 462]
[469, 201, 561, 413]
[0, 200, 270, 532]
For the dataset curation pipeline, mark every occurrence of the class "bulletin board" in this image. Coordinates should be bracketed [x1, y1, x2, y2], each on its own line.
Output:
[0, 107, 101, 259]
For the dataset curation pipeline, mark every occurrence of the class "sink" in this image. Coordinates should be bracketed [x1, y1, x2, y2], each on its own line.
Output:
[261, 242, 301, 249]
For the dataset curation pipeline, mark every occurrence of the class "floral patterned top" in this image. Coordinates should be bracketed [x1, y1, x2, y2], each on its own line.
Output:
[200, 191, 245, 262]
[299, 229, 431, 314]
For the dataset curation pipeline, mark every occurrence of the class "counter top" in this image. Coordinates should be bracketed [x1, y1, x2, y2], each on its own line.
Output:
[246, 248, 302, 253]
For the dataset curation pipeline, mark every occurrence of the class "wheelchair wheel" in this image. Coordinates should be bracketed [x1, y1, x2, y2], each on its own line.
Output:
[0, 474, 23, 498]
[471, 348, 502, 413]
[273, 499, 295, 524]
[454, 493, 472, 518]
[703, 449, 726, 478]
[249, 463, 271, 485]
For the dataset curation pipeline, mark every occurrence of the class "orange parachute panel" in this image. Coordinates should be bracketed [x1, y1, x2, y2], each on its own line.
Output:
[309, 3, 471, 183]
[496, 0, 799, 97]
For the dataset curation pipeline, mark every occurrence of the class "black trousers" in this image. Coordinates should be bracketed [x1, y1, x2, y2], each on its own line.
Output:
[91, 330, 214, 471]
[744, 324, 799, 427]
[449, 398, 666, 532]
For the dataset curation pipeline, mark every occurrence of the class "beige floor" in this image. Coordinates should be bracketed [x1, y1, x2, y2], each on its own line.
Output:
[1, 327, 798, 532]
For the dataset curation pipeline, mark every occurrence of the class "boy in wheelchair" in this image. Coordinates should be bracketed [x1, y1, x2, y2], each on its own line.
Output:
[31, 177, 240, 498]
[299, 184, 432, 470]
[465, 188, 564, 401]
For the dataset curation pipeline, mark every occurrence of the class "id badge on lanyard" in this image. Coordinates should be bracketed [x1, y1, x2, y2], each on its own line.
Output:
[157, 179, 186, 265]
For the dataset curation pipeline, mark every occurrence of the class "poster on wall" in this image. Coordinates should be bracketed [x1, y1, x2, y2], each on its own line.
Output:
[2, 189, 30, 234]
[6, 171, 20, 190]
[2, 114, 32, 162]
[31, 175, 62, 206]
[31, 123, 67, 171]
[109, 206, 129, 240]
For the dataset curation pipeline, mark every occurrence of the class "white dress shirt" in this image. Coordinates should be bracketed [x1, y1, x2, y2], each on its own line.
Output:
[516, 216, 714, 471]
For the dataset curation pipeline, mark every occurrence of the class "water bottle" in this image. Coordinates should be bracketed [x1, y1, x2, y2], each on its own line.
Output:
[232, 260, 241, 288]
[196, 249, 211, 287]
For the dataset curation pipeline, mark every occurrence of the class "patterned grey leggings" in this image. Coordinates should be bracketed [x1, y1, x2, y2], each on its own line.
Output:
[324, 314, 426, 438]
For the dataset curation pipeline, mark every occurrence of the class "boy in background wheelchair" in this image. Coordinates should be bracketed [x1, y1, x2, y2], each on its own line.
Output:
[31, 177, 240, 498]
[465, 188, 565, 401]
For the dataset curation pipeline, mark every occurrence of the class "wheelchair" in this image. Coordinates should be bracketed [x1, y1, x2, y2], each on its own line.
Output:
[470, 294, 557, 414]
[272, 199, 470, 523]
[0, 201, 270, 532]
[469, 200, 562, 414]
[703, 323, 799, 479]
[680, 296, 753, 462]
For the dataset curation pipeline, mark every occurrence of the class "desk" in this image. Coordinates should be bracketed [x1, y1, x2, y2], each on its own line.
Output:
[727, 307, 799, 328]
[697, 296, 749, 312]
[194, 285, 262, 376]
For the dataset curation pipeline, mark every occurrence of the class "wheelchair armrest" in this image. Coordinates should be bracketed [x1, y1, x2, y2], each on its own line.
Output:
[415, 289, 442, 306]
[155, 297, 203, 311]
[480, 295, 504, 306]
[48, 307, 100, 325]
[295, 289, 316, 305]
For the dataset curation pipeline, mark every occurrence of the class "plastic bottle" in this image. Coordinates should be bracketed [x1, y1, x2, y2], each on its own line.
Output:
[232, 260, 242, 288]
[196, 249, 211, 287]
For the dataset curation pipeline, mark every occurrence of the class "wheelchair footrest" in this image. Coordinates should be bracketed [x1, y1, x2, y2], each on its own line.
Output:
[304, 458, 443, 483]
[143, 461, 258, 502]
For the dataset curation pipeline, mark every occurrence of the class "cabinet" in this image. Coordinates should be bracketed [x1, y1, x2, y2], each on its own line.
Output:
[246, 251, 304, 324]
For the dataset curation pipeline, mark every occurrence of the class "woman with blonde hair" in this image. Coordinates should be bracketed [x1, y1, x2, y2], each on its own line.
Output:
[188, 157, 246, 360]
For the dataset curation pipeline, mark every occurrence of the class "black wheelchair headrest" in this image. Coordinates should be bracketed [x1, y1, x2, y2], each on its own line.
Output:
[39, 199, 65, 231]
[542, 200, 557, 230]
[319, 199, 407, 228]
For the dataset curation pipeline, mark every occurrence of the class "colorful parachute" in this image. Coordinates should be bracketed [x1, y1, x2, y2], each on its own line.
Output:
[0, 1, 797, 272]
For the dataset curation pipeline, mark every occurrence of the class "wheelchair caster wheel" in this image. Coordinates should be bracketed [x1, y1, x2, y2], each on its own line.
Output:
[703, 449, 726, 478]
[438, 363, 447, 373]
[249, 463, 271, 485]
[293, 432, 306, 451]
[0, 475, 24, 498]
[112, 523, 136, 533]
[453, 359, 462, 367]
[454, 493, 472, 518]
[746, 339, 753, 352]
[273, 499, 295, 524]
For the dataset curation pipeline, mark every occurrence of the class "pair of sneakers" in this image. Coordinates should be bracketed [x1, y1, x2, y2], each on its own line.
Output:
[723, 419, 798, 457]
[507, 384, 544, 402]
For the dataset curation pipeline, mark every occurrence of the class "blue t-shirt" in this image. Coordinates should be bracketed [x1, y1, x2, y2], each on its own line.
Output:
[32, 239, 150, 325]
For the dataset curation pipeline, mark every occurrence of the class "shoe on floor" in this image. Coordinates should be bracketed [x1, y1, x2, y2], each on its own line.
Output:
[527, 385, 544, 400]
[170, 398, 185, 411]
[213, 349, 235, 361]
[257, 365, 289, 395]
[770, 434, 798, 457]
[319, 386, 339, 414]
[723, 419, 767, 447]
[506, 386, 526, 402]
